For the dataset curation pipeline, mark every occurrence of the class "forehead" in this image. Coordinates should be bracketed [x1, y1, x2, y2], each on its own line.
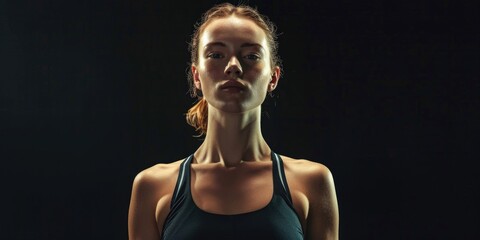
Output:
[200, 16, 268, 50]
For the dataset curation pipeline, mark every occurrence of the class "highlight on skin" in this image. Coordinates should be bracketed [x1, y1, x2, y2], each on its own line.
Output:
[185, 3, 281, 136]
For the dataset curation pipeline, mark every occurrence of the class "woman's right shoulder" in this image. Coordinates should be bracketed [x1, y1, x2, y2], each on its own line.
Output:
[131, 159, 185, 196]
[129, 159, 187, 238]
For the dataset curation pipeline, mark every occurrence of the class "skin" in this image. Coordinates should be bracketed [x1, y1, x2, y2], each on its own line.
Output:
[128, 15, 339, 240]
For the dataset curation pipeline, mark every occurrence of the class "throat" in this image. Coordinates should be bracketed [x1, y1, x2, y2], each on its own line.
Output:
[196, 106, 271, 166]
[194, 140, 271, 167]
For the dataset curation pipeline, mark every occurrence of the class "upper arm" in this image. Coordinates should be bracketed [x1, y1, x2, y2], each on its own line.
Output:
[128, 171, 161, 240]
[305, 165, 339, 240]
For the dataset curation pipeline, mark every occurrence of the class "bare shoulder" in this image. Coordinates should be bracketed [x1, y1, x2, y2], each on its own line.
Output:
[134, 160, 184, 181]
[280, 155, 334, 183]
[132, 159, 184, 196]
[129, 159, 185, 239]
[280, 155, 339, 240]
[280, 155, 336, 198]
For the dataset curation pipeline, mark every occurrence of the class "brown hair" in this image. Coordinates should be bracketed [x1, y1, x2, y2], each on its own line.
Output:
[185, 3, 281, 136]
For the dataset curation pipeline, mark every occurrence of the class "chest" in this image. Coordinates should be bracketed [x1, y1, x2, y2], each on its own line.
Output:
[190, 165, 273, 215]
[162, 197, 304, 240]
[161, 162, 307, 240]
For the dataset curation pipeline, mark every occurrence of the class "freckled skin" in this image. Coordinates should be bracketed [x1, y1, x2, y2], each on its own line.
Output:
[129, 14, 338, 240]
[192, 16, 277, 114]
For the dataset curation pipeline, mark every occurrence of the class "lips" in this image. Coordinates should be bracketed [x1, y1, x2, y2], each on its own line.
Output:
[220, 80, 247, 91]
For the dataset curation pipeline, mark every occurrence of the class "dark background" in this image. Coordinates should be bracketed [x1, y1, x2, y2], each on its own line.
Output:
[2, 0, 478, 239]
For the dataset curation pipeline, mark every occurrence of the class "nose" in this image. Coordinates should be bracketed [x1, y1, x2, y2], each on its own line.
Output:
[224, 56, 243, 78]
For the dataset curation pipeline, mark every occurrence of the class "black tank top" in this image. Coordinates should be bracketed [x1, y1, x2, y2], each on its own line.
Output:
[161, 152, 304, 240]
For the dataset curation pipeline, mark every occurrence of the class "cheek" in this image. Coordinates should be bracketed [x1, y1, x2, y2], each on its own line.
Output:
[199, 61, 225, 80]
[248, 63, 271, 83]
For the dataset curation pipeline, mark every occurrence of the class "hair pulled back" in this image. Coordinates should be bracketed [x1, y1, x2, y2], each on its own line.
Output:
[185, 3, 281, 136]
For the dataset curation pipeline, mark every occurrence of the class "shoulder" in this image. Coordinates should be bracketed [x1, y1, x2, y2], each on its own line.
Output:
[128, 159, 185, 239]
[129, 159, 185, 223]
[134, 160, 184, 182]
[280, 155, 334, 186]
[132, 160, 182, 200]
[281, 155, 339, 239]
[131, 159, 184, 197]
[280, 155, 336, 202]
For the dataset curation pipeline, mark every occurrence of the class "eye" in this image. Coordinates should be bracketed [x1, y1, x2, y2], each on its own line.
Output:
[206, 52, 224, 59]
[244, 54, 261, 61]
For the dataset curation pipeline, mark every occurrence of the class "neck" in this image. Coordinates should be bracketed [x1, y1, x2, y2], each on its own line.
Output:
[194, 106, 271, 167]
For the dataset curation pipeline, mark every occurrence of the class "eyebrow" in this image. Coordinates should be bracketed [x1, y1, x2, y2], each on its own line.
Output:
[204, 42, 265, 50]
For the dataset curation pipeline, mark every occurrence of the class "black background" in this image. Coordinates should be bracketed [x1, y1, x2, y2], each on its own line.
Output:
[1, 0, 479, 239]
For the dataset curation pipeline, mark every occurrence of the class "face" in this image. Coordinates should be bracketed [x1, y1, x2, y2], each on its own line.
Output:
[192, 16, 280, 113]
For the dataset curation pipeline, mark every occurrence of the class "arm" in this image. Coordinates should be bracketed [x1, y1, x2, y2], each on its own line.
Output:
[128, 172, 161, 240]
[306, 166, 339, 240]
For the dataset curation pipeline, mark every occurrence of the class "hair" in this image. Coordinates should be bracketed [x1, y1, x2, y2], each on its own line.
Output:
[185, 2, 281, 136]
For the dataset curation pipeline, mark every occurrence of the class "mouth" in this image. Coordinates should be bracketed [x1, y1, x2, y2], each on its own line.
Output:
[220, 80, 247, 91]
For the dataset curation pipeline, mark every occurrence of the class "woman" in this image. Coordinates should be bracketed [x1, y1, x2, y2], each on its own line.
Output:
[128, 3, 339, 240]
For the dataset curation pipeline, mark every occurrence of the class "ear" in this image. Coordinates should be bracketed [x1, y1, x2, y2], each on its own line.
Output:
[268, 66, 281, 92]
[191, 65, 201, 90]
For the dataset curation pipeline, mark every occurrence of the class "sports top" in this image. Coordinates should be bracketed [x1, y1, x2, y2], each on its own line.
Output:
[161, 152, 304, 240]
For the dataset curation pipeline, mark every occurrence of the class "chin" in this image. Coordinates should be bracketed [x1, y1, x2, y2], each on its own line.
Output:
[220, 102, 263, 115]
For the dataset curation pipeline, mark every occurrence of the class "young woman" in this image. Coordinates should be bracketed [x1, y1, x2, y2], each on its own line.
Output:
[128, 3, 339, 240]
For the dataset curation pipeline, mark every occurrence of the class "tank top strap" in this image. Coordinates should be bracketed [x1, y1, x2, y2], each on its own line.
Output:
[170, 155, 193, 209]
[170, 153, 295, 209]
[271, 152, 295, 205]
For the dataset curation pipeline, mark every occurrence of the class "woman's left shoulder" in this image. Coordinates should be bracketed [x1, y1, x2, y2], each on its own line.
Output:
[280, 155, 339, 239]
[281, 155, 333, 177]
[280, 155, 335, 189]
